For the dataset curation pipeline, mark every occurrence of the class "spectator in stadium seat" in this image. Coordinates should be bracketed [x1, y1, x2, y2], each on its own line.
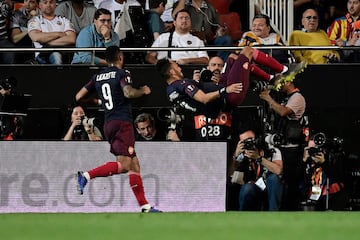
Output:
[72, 8, 120, 65]
[172, 0, 227, 45]
[172, 0, 231, 60]
[289, 8, 340, 64]
[145, 9, 209, 64]
[145, 0, 167, 42]
[0, 0, 16, 64]
[99, 0, 151, 63]
[328, 0, 360, 62]
[9, 0, 41, 63]
[238, 14, 293, 64]
[28, 0, 76, 64]
[293, 0, 327, 31]
[55, 0, 97, 34]
[159, 0, 176, 32]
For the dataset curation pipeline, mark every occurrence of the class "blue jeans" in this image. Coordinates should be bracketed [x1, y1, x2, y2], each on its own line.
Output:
[214, 35, 232, 62]
[266, 173, 284, 211]
[36, 52, 63, 64]
[0, 38, 15, 64]
[239, 173, 284, 211]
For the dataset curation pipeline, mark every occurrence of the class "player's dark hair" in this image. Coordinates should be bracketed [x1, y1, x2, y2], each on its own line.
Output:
[156, 58, 171, 80]
[105, 46, 121, 64]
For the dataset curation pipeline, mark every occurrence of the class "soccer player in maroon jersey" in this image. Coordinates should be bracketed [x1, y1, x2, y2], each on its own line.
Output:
[75, 46, 161, 212]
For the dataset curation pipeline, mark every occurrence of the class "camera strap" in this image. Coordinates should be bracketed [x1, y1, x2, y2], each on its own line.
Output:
[309, 166, 324, 201]
[250, 161, 261, 179]
[311, 167, 323, 187]
[167, 31, 174, 59]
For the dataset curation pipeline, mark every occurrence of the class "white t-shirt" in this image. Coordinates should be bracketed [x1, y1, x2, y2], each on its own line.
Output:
[151, 31, 209, 60]
[27, 15, 75, 56]
[160, 0, 177, 22]
[285, 92, 306, 120]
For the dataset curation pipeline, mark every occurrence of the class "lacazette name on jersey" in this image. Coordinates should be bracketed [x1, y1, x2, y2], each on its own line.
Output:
[96, 71, 117, 81]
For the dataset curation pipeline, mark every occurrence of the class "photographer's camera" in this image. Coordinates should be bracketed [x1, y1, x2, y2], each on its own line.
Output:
[82, 116, 98, 126]
[251, 80, 271, 93]
[199, 69, 214, 83]
[242, 137, 256, 150]
[73, 116, 99, 140]
[264, 133, 283, 146]
[157, 107, 182, 130]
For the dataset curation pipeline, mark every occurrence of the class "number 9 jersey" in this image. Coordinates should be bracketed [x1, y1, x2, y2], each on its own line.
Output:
[85, 66, 133, 123]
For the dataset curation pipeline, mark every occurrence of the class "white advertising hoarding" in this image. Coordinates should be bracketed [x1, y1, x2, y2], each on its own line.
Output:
[0, 141, 227, 212]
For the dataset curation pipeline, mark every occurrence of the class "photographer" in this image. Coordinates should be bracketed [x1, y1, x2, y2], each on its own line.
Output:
[0, 76, 27, 140]
[259, 77, 306, 210]
[134, 112, 180, 141]
[63, 105, 102, 141]
[230, 129, 284, 211]
[193, 56, 224, 84]
[300, 133, 347, 211]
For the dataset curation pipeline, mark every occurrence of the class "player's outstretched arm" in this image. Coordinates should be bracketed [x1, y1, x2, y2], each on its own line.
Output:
[123, 85, 151, 99]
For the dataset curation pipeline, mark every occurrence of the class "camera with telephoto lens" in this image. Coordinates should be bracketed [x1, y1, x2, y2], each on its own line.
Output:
[251, 80, 272, 93]
[73, 116, 98, 140]
[306, 132, 344, 159]
[157, 107, 183, 130]
[199, 69, 214, 83]
[264, 133, 284, 146]
[307, 132, 326, 157]
[81, 116, 98, 126]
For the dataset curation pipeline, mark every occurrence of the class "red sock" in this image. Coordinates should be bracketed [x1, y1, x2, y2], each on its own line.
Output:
[129, 172, 148, 206]
[250, 64, 272, 81]
[252, 48, 284, 73]
[88, 162, 122, 179]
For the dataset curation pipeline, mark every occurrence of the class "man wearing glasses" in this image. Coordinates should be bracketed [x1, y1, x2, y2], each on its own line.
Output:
[289, 8, 339, 64]
[72, 8, 120, 65]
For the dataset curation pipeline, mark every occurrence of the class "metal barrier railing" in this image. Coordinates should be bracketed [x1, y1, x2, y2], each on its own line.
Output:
[1, 45, 360, 65]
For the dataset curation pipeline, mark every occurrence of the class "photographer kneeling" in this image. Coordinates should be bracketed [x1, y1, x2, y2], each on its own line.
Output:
[300, 133, 347, 211]
[63, 105, 102, 141]
[231, 128, 284, 211]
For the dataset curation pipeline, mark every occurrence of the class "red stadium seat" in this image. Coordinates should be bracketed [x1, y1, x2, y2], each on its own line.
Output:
[208, 0, 231, 14]
[219, 12, 242, 43]
[14, 3, 24, 10]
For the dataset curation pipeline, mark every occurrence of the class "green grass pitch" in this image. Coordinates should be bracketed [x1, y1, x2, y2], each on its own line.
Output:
[0, 212, 359, 240]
